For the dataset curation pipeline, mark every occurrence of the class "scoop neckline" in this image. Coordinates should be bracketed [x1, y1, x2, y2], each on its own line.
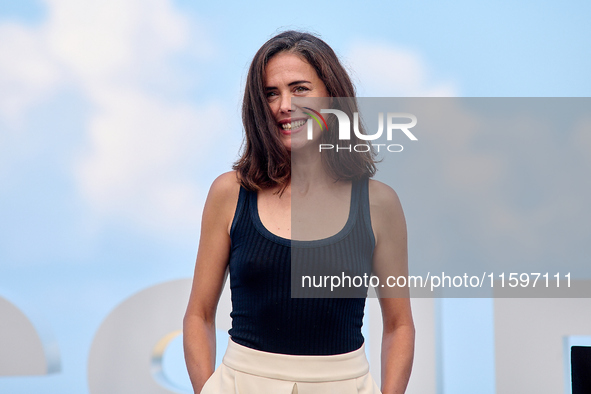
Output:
[249, 181, 359, 248]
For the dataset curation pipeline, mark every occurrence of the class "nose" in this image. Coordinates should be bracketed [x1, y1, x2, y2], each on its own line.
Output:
[278, 92, 291, 113]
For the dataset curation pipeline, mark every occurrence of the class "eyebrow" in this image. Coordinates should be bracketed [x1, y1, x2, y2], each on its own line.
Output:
[288, 80, 311, 86]
[265, 80, 312, 90]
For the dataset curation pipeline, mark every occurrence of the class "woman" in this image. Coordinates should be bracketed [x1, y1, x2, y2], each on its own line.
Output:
[183, 30, 414, 394]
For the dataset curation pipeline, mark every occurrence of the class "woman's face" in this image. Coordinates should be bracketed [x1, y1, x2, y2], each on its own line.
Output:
[264, 52, 330, 152]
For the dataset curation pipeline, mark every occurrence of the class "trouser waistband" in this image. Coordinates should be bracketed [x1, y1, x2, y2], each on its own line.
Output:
[222, 338, 369, 382]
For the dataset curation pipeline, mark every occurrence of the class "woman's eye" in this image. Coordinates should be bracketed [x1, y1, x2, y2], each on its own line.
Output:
[295, 86, 309, 93]
[266, 91, 278, 98]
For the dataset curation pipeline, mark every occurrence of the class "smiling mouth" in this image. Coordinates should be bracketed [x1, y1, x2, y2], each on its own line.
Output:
[281, 119, 306, 130]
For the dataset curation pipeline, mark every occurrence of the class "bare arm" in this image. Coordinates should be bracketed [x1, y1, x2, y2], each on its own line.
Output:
[183, 172, 239, 394]
[369, 180, 415, 394]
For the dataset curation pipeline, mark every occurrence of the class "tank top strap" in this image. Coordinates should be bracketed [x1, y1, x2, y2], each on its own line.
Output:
[230, 185, 249, 238]
[357, 177, 375, 248]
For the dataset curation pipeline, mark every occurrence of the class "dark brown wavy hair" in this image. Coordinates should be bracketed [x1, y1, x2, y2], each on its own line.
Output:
[233, 30, 376, 191]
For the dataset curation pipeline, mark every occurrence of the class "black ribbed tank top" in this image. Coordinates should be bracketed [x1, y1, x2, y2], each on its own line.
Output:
[227, 177, 375, 355]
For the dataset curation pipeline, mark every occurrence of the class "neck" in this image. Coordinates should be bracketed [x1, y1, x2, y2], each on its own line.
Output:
[290, 149, 334, 194]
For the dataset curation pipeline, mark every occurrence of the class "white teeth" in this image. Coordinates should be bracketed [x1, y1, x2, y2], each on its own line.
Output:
[281, 120, 306, 130]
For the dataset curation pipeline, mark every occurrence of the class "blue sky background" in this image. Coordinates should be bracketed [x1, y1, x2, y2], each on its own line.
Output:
[0, 0, 590, 393]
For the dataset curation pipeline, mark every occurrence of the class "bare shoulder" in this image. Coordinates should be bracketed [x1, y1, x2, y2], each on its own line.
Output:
[368, 179, 403, 212]
[368, 179, 406, 244]
[208, 171, 241, 200]
[203, 171, 241, 230]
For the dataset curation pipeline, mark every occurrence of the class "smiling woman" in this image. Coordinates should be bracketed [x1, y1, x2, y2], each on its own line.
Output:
[264, 51, 331, 153]
[183, 30, 414, 394]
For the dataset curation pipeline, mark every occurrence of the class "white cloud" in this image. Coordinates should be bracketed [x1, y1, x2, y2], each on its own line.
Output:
[44, 0, 194, 84]
[74, 89, 225, 236]
[0, 23, 60, 125]
[346, 41, 457, 97]
[0, 0, 227, 242]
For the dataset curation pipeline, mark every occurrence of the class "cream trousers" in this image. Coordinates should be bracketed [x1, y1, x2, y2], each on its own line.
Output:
[200, 338, 382, 394]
